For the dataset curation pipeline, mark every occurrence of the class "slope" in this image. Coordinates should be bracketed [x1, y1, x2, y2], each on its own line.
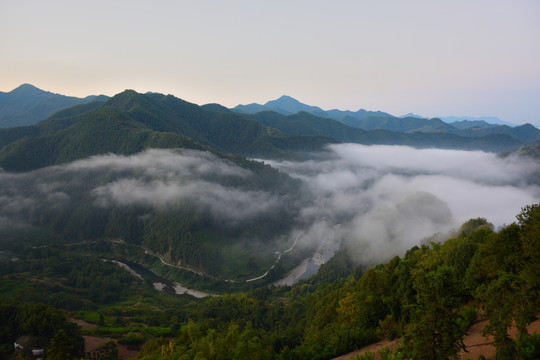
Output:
[232, 95, 395, 123]
[233, 95, 539, 143]
[245, 110, 524, 152]
[0, 83, 108, 128]
[0, 90, 334, 172]
[341, 115, 456, 132]
[417, 122, 540, 143]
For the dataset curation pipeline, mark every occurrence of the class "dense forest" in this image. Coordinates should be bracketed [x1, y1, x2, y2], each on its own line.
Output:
[1, 205, 538, 359]
[0, 145, 307, 280]
[130, 205, 539, 360]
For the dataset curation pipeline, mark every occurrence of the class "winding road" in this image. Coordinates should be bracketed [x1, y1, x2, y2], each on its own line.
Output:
[142, 235, 300, 284]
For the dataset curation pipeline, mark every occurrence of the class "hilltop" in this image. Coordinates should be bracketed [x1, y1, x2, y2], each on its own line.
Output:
[0, 84, 108, 127]
[233, 95, 539, 144]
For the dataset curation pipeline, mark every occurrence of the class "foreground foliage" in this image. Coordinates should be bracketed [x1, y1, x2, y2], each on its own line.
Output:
[133, 205, 539, 360]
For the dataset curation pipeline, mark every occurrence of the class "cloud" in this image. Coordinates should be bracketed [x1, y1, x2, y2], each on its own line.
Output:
[66, 148, 251, 180]
[264, 144, 540, 264]
[0, 149, 281, 231]
[92, 178, 281, 222]
[0, 145, 538, 266]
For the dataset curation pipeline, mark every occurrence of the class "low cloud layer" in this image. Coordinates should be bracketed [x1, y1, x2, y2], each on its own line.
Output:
[0, 149, 280, 227]
[264, 144, 540, 263]
[0, 145, 538, 265]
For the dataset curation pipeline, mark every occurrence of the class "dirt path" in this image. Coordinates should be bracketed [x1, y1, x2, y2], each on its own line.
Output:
[459, 317, 540, 360]
[333, 317, 540, 360]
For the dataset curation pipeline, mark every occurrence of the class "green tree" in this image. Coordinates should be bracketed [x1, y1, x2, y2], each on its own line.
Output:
[405, 264, 466, 360]
[480, 272, 521, 360]
[47, 329, 73, 360]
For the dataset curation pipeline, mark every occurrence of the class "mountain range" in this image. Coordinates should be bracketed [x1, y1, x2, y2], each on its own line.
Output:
[0, 90, 335, 172]
[232, 95, 539, 143]
[233, 95, 396, 125]
[0, 85, 538, 174]
[400, 113, 516, 127]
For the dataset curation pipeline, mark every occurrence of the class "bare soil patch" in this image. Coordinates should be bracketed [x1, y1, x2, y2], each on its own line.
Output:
[83, 336, 140, 359]
[459, 317, 540, 360]
[84, 335, 114, 353]
[333, 317, 540, 360]
[332, 339, 401, 360]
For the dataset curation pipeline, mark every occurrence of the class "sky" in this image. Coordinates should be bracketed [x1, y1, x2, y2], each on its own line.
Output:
[1, 0, 539, 125]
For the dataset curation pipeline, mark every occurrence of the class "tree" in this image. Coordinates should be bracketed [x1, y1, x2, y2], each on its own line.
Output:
[47, 329, 73, 360]
[405, 264, 466, 360]
[480, 272, 521, 360]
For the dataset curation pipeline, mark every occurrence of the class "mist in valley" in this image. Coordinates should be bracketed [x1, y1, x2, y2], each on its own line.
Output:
[0, 144, 538, 269]
[263, 144, 540, 264]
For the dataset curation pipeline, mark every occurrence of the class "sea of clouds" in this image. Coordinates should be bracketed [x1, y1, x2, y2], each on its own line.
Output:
[263, 144, 540, 263]
[0, 144, 538, 264]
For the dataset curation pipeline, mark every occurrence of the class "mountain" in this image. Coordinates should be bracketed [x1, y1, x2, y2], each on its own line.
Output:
[341, 115, 455, 133]
[265, 95, 328, 117]
[2, 88, 530, 173]
[0, 83, 108, 128]
[244, 111, 524, 152]
[400, 113, 427, 119]
[401, 113, 518, 127]
[507, 141, 540, 160]
[337, 115, 539, 143]
[455, 123, 540, 143]
[232, 95, 395, 123]
[0, 90, 334, 172]
[232, 95, 540, 144]
[234, 95, 325, 117]
[0, 90, 323, 279]
[201, 103, 233, 113]
[232, 96, 535, 139]
[440, 115, 515, 127]
[449, 119, 497, 129]
[419, 122, 540, 143]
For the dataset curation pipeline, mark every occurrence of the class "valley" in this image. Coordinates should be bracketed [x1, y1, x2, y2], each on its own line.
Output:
[0, 85, 538, 360]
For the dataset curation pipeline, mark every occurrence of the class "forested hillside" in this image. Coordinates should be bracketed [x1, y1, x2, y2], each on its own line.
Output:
[0, 147, 307, 280]
[232, 95, 539, 145]
[0, 84, 107, 128]
[2, 205, 537, 359]
[133, 205, 540, 360]
[244, 111, 524, 152]
[1, 90, 533, 174]
[0, 90, 333, 172]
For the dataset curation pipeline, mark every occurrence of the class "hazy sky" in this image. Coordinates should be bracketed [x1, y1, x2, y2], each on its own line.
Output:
[1, 0, 539, 124]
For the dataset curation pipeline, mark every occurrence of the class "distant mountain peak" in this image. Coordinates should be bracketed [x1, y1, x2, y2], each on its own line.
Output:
[266, 95, 301, 104]
[10, 83, 46, 95]
[0, 84, 109, 128]
[265, 95, 317, 109]
[232, 96, 394, 121]
[15, 83, 39, 90]
[400, 113, 427, 119]
[276, 95, 296, 101]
